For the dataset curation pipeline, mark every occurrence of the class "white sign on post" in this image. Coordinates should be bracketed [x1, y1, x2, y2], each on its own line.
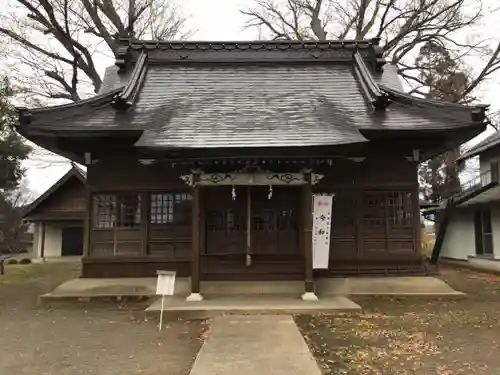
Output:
[312, 194, 334, 269]
[156, 270, 176, 331]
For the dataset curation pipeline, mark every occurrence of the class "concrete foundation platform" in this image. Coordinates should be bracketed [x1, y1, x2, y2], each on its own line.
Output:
[40, 277, 189, 303]
[189, 315, 322, 375]
[316, 276, 465, 296]
[40, 275, 463, 306]
[146, 295, 361, 319]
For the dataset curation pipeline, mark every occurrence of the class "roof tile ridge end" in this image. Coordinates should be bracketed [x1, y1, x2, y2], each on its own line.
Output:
[352, 50, 391, 111]
[111, 52, 148, 111]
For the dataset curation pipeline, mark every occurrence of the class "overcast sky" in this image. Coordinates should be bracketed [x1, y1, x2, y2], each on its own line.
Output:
[17, 0, 500, 198]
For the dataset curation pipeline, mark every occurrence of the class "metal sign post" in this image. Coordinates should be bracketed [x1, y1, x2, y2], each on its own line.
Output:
[156, 270, 176, 332]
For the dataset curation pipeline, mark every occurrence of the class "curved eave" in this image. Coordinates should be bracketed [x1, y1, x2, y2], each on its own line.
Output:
[17, 87, 124, 128]
[381, 85, 489, 124]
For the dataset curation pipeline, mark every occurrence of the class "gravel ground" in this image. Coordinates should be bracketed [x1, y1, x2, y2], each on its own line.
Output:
[296, 265, 500, 375]
[0, 263, 205, 375]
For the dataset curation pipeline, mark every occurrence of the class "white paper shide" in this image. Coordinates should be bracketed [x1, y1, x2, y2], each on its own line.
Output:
[312, 194, 333, 269]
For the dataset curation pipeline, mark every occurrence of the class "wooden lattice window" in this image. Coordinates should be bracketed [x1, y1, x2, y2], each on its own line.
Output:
[387, 191, 413, 226]
[150, 192, 192, 225]
[116, 194, 141, 228]
[363, 190, 414, 227]
[92, 194, 116, 228]
[92, 194, 141, 228]
[363, 192, 385, 226]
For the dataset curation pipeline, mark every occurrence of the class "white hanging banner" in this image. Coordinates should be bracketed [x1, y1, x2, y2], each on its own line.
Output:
[312, 194, 333, 269]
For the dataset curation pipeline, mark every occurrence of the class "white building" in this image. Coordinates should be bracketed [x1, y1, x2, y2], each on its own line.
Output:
[436, 132, 500, 272]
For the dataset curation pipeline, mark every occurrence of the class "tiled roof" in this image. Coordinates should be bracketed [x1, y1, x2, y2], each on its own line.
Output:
[17, 39, 488, 150]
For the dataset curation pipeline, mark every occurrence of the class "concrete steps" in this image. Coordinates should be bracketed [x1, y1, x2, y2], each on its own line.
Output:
[200, 280, 304, 296]
[145, 295, 361, 319]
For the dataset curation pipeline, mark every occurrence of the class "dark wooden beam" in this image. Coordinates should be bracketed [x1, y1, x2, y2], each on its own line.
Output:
[187, 176, 203, 301]
[355, 188, 363, 256]
[141, 192, 150, 255]
[40, 222, 46, 259]
[83, 190, 91, 257]
[411, 186, 421, 255]
[384, 192, 390, 253]
[301, 171, 317, 300]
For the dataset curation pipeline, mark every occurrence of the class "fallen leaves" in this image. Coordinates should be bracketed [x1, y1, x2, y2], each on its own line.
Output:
[296, 267, 500, 375]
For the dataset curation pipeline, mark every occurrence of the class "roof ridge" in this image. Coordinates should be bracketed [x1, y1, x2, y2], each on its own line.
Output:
[115, 37, 386, 70]
[126, 39, 379, 49]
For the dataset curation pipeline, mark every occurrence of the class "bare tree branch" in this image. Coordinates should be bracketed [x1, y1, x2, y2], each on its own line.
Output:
[0, 0, 191, 103]
[242, 0, 500, 103]
[309, 0, 327, 40]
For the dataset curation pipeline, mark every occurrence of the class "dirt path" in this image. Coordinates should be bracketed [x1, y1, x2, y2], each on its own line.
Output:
[0, 263, 205, 375]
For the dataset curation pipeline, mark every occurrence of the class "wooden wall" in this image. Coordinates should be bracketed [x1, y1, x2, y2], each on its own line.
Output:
[28, 176, 86, 220]
[313, 156, 421, 275]
[82, 155, 423, 278]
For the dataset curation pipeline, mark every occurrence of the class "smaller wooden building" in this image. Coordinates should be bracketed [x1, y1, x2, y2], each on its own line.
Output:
[16, 38, 488, 300]
[25, 165, 86, 258]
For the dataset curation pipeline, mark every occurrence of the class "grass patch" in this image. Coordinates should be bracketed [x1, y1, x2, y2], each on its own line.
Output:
[0, 263, 80, 285]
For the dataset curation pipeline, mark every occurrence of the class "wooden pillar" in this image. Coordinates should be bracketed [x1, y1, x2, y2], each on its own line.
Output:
[83, 189, 91, 257]
[384, 192, 390, 252]
[246, 186, 252, 267]
[355, 188, 363, 257]
[141, 192, 150, 256]
[302, 171, 318, 301]
[411, 185, 422, 255]
[187, 176, 203, 302]
[40, 222, 46, 260]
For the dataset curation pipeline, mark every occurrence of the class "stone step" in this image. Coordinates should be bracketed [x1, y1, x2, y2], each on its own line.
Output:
[145, 295, 361, 320]
[200, 280, 304, 296]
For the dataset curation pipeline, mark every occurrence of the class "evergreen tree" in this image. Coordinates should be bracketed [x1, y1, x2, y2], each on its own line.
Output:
[0, 77, 31, 192]
[415, 42, 471, 202]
